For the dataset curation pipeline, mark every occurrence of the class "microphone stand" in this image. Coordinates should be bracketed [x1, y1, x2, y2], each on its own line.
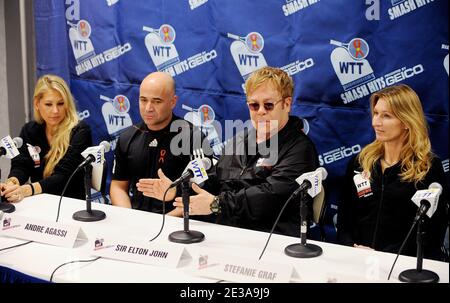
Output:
[169, 180, 205, 244]
[72, 164, 106, 222]
[0, 167, 16, 213]
[285, 190, 322, 258]
[399, 215, 439, 283]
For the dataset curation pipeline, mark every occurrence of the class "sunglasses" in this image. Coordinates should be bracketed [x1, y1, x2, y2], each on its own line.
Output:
[247, 98, 284, 112]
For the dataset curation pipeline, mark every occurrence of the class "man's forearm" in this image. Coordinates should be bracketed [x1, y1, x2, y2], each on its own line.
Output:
[110, 187, 132, 208]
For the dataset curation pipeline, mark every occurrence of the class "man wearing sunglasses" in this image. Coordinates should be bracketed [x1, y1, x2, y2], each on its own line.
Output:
[151, 67, 319, 237]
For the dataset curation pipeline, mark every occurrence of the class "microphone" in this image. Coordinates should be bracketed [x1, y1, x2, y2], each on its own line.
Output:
[411, 182, 442, 222]
[259, 167, 328, 260]
[1, 136, 23, 213]
[169, 158, 211, 188]
[168, 157, 211, 244]
[294, 167, 328, 198]
[77, 141, 111, 170]
[0, 136, 23, 158]
[388, 182, 443, 283]
[71, 141, 111, 223]
[285, 167, 327, 258]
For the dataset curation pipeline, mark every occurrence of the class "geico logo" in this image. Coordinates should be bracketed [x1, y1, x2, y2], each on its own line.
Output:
[188, 50, 217, 68]
[297, 58, 314, 71]
[78, 110, 90, 120]
[385, 64, 424, 86]
[319, 144, 361, 165]
[284, 58, 314, 75]
[104, 43, 132, 61]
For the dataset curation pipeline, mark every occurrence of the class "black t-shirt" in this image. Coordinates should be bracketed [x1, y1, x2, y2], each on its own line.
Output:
[9, 120, 92, 200]
[113, 115, 205, 213]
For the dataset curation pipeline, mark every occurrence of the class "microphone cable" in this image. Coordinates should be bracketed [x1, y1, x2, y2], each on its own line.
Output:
[258, 193, 297, 260]
[0, 240, 33, 252]
[55, 166, 81, 222]
[387, 218, 418, 280]
[49, 256, 101, 282]
[149, 187, 171, 242]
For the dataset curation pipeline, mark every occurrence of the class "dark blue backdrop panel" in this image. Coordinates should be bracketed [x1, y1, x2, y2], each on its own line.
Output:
[33, 0, 449, 242]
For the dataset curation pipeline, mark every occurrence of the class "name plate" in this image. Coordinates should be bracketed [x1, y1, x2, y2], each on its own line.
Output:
[90, 236, 188, 268]
[0, 213, 84, 248]
[194, 252, 293, 283]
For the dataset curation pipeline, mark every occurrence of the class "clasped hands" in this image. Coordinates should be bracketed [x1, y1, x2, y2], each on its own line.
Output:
[0, 178, 30, 203]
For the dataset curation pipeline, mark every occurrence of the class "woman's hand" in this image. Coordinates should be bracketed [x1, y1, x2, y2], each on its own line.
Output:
[1, 184, 30, 203]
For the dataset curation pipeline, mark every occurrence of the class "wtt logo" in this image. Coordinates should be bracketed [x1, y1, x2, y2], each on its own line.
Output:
[330, 37, 375, 91]
[100, 94, 133, 137]
[143, 24, 180, 71]
[65, 0, 92, 64]
[227, 31, 268, 90]
[67, 19, 96, 64]
[182, 103, 224, 156]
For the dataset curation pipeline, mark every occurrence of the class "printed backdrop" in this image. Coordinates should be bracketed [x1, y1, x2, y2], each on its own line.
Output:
[34, 0, 449, 242]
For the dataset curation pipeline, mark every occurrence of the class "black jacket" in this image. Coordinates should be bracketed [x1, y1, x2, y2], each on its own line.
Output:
[9, 121, 92, 200]
[113, 115, 207, 213]
[207, 116, 319, 237]
[338, 155, 448, 260]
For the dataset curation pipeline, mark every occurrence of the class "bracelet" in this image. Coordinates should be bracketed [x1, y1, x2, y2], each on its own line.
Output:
[29, 183, 35, 196]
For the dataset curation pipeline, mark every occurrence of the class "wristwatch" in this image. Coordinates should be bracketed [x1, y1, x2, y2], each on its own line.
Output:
[210, 195, 222, 214]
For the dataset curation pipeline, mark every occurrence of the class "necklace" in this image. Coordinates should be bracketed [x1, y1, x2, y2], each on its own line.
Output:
[382, 158, 397, 167]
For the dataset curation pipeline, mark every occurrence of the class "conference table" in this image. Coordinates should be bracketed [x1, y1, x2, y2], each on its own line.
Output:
[0, 194, 448, 283]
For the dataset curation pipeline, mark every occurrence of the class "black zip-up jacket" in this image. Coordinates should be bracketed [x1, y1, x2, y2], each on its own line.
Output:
[206, 116, 319, 237]
[113, 115, 206, 213]
[8, 120, 92, 200]
[338, 155, 448, 260]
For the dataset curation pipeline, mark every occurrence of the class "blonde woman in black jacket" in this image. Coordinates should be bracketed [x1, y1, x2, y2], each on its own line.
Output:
[337, 84, 448, 261]
[1, 74, 92, 202]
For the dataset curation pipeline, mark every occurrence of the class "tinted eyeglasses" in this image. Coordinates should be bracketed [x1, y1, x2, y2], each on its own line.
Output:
[247, 98, 284, 112]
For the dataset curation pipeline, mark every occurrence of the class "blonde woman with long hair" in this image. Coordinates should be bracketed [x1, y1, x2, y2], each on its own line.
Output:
[1, 74, 92, 203]
[337, 84, 448, 261]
